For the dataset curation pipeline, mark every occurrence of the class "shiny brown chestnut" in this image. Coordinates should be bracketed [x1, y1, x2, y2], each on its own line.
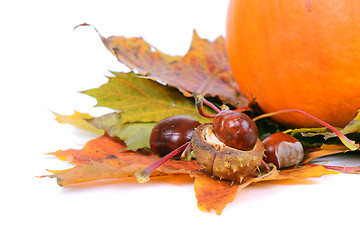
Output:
[262, 132, 304, 169]
[150, 116, 200, 157]
[213, 110, 259, 151]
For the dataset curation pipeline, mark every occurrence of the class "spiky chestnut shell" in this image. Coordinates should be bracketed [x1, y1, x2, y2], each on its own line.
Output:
[262, 132, 304, 169]
[213, 110, 259, 151]
[191, 124, 264, 182]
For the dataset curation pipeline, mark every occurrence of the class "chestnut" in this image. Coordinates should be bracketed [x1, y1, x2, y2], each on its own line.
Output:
[212, 110, 259, 151]
[262, 132, 304, 169]
[150, 115, 200, 157]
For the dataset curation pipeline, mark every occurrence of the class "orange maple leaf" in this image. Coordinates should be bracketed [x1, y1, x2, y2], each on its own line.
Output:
[191, 165, 338, 215]
[42, 135, 340, 214]
[42, 135, 200, 186]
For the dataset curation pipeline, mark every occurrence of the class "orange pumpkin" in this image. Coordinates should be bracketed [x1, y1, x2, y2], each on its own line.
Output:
[226, 0, 360, 128]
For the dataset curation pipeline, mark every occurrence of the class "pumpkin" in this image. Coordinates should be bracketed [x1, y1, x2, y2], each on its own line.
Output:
[226, 0, 360, 128]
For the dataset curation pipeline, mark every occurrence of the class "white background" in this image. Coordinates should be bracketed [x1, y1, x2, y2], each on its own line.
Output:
[1, 1, 359, 239]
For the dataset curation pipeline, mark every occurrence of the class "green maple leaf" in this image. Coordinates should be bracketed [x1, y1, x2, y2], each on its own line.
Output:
[82, 72, 214, 123]
[87, 112, 155, 151]
[52, 111, 154, 151]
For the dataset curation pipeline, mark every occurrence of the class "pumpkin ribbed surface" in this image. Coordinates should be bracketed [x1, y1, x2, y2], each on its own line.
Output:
[226, 0, 360, 127]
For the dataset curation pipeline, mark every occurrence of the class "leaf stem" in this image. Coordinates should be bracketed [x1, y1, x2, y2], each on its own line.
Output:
[252, 109, 359, 151]
[234, 106, 253, 113]
[261, 159, 271, 172]
[135, 142, 190, 183]
[305, 163, 360, 174]
[180, 142, 193, 161]
[203, 98, 221, 113]
[194, 94, 218, 118]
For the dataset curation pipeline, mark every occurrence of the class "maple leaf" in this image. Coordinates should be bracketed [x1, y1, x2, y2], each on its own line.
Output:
[52, 111, 154, 151]
[282, 111, 360, 148]
[43, 135, 339, 211]
[48, 135, 126, 164]
[87, 112, 155, 151]
[44, 159, 198, 187]
[83, 72, 215, 123]
[53, 111, 104, 135]
[302, 111, 360, 140]
[43, 135, 200, 186]
[301, 146, 351, 164]
[329, 110, 360, 137]
[191, 165, 338, 215]
[305, 164, 360, 174]
[43, 135, 348, 214]
[191, 171, 240, 215]
[76, 23, 247, 107]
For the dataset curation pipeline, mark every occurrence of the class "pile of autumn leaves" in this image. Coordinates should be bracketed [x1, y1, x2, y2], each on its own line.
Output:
[41, 24, 360, 215]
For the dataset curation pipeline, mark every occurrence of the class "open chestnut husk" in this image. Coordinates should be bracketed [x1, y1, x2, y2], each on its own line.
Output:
[191, 124, 264, 182]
